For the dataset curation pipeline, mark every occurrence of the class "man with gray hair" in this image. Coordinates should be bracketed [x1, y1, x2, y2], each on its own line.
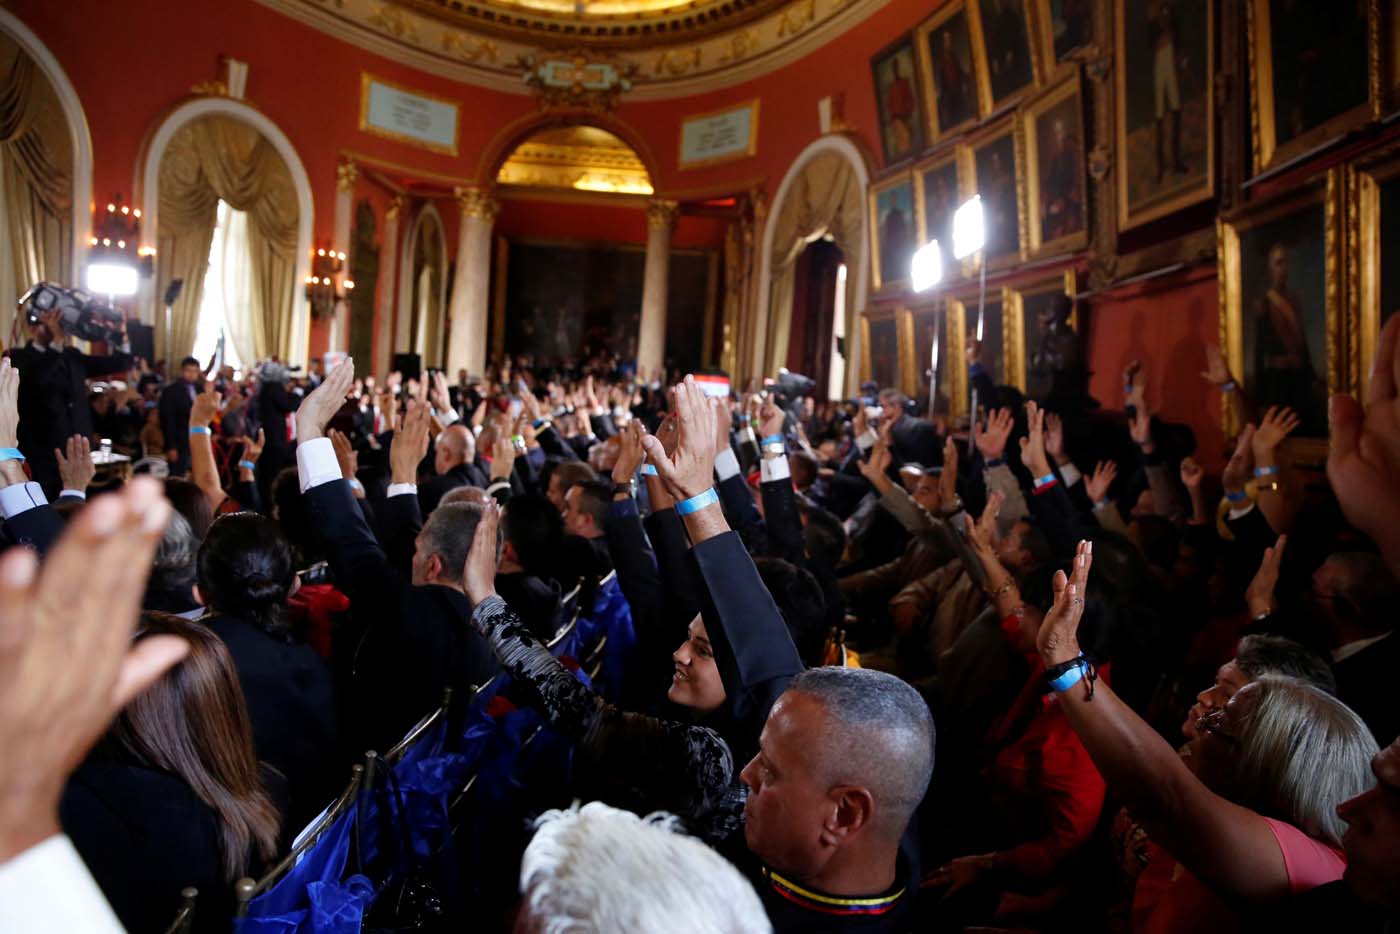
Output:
[739, 666, 934, 932]
[516, 802, 771, 934]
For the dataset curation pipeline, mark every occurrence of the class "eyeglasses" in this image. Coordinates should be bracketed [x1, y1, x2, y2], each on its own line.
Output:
[1197, 707, 1239, 745]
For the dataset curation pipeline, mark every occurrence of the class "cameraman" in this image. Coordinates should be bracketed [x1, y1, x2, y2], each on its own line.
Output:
[6, 309, 132, 495]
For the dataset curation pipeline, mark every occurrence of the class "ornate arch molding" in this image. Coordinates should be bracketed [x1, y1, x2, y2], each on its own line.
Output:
[475, 109, 659, 189]
[397, 201, 449, 364]
[0, 8, 94, 284]
[754, 133, 871, 396]
[138, 97, 314, 366]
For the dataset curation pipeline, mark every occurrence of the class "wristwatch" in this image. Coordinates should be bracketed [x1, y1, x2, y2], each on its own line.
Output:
[613, 480, 635, 498]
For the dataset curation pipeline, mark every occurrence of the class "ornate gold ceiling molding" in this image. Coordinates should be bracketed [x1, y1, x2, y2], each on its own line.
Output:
[255, 0, 891, 100]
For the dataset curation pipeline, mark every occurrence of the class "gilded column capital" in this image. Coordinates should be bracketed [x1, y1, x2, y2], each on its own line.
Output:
[336, 159, 359, 193]
[385, 194, 406, 223]
[646, 198, 680, 232]
[455, 186, 500, 223]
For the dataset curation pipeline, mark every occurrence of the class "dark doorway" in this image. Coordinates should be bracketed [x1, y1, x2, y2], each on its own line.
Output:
[786, 238, 844, 399]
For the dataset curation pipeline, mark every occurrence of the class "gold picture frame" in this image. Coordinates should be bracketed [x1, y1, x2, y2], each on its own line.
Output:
[860, 308, 916, 393]
[1034, 0, 1095, 76]
[915, 0, 991, 142]
[966, 0, 1043, 112]
[959, 117, 1028, 272]
[1218, 170, 1345, 461]
[677, 98, 761, 170]
[1348, 146, 1400, 399]
[1022, 74, 1090, 257]
[950, 284, 1012, 402]
[912, 298, 969, 419]
[358, 73, 461, 156]
[1248, 0, 1381, 175]
[1005, 268, 1078, 393]
[869, 171, 919, 293]
[1114, 0, 1215, 231]
[913, 149, 967, 283]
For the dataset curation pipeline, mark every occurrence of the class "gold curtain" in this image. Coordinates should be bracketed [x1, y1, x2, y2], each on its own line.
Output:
[0, 35, 73, 345]
[764, 153, 864, 377]
[157, 116, 298, 362]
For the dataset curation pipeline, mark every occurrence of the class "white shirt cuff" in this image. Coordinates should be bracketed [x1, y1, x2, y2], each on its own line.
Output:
[387, 482, 418, 498]
[1228, 502, 1256, 521]
[486, 480, 511, 496]
[760, 455, 791, 484]
[714, 447, 741, 481]
[59, 489, 87, 501]
[295, 437, 342, 493]
[855, 429, 878, 451]
[437, 406, 460, 425]
[0, 835, 124, 934]
[1058, 463, 1082, 487]
[0, 481, 47, 519]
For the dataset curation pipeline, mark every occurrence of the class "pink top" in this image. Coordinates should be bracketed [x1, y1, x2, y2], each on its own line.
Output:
[1131, 818, 1345, 933]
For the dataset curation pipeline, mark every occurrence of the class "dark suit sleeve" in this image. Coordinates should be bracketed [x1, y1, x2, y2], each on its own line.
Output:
[589, 413, 617, 440]
[716, 473, 762, 535]
[534, 424, 581, 462]
[1026, 480, 1089, 560]
[690, 531, 804, 733]
[644, 507, 701, 627]
[304, 479, 407, 615]
[158, 389, 180, 452]
[604, 496, 663, 623]
[760, 477, 805, 565]
[77, 350, 133, 378]
[229, 478, 263, 514]
[1, 503, 64, 555]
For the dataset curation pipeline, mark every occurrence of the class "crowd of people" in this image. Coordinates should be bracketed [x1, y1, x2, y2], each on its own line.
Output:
[0, 298, 1398, 934]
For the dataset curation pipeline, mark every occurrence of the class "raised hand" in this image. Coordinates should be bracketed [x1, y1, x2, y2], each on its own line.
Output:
[857, 441, 892, 488]
[612, 419, 646, 487]
[490, 433, 517, 482]
[239, 428, 266, 466]
[939, 436, 959, 506]
[1245, 535, 1287, 619]
[1128, 404, 1153, 451]
[974, 407, 1014, 462]
[391, 398, 431, 486]
[329, 429, 359, 482]
[520, 387, 543, 425]
[1045, 412, 1068, 465]
[641, 376, 718, 501]
[1124, 360, 1145, 407]
[1201, 343, 1232, 387]
[964, 490, 1004, 556]
[462, 501, 501, 605]
[1221, 425, 1256, 495]
[190, 387, 220, 429]
[0, 478, 188, 864]
[428, 370, 451, 413]
[1179, 456, 1204, 490]
[1252, 406, 1301, 459]
[1085, 460, 1118, 504]
[0, 357, 20, 450]
[759, 398, 785, 440]
[1037, 539, 1092, 666]
[54, 436, 95, 493]
[1329, 313, 1400, 577]
[1019, 401, 1051, 476]
[295, 357, 354, 442]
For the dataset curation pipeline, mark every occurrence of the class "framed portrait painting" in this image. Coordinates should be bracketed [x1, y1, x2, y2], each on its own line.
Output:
[1005, 269, 1078, 395]
[915, 1, 988, 141]
[1249, 0, 1378, 174]
[1219, 173, 1344, 450]
[861, 309, 916, 393]
[914, 151, 965, 283]
[1114, 0, 1215, 230]
[913, 300, 968, 418]
[1035, 0, 1095, 72]
[961, 119, 1026, 270]
[970, 0, 1040, 110]
[954, 289, 1007, 398]
[871, 36, 927, 165]
[869, 173, 918, 292]
[1349, 145, 1400, 398]
[1023, 76, 1089, 255]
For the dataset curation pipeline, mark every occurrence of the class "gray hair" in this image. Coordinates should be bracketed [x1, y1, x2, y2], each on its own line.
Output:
[440, 485, 491, 507]
[1231, 676, 1378, 847]
[1234, 635, 1336, 695]
[150, 510, 197, 592]
[788, 667, 935, 840]
[517, 802, 771, 934]
[419, 501, 498, 584]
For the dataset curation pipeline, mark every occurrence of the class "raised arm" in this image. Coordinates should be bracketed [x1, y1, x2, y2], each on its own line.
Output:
[1250, 406, 1300, 535]
[1035, 542, 1293, 902]
[755, 399, 804, 564]
[188, 387, 226, 511]
[0, 360, 62, 554]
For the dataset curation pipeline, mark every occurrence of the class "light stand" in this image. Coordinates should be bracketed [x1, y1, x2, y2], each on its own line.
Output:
[952, 196, 986, 451]
[910, 238, 943, 417]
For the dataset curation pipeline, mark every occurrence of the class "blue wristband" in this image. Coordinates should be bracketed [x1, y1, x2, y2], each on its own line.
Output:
[1220, 380, 1237, 393]
[1253, 465, 1279, 477]
[189, 426, 211, 436]
[640, 464, 658, 476]
[1048, 661, 1087, 694]
[532, 418, 549, 429]
[761, 433, 784, 447]
[1226, 489, 1248, 504]
[1035, 472, 1056, 487]
[238, 459, 256, 471]
[0, 447, 25, 462]
[676, 487, 719, 516]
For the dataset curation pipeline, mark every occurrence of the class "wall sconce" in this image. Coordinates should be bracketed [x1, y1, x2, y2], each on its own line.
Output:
[304, 246, 352, 318]
[87, 195, 154, 296]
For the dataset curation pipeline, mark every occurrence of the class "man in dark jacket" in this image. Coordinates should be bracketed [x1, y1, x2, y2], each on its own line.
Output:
[158, 356, 203, 476]
[419, 423, 489, 516]
[8, 309, 132, 494]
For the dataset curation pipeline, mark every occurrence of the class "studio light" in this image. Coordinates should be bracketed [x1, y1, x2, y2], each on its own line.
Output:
[86, 262, 139, 297]
[952, 195, 985, 260]
[911, 239, 942, 293]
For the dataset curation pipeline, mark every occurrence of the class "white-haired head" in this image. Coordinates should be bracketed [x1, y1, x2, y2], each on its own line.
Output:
[515, 802, 771, 934]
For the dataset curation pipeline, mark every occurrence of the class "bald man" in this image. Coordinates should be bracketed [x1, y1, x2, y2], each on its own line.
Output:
[419, 423, 490, 517]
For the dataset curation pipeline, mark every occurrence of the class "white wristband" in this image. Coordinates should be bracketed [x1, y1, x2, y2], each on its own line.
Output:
[760, 455, 791, 484]
[714, 447, 741, 481]
[387, 482, 417, 498]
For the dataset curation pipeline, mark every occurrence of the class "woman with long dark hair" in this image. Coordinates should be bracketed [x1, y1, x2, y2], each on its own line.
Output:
[196, 512, 338, 829]
[61, 613, 282, 932]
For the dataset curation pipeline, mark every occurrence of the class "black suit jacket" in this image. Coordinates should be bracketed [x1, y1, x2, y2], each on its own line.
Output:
[304, 478, 499, 754]
[8, 344, 131, 489]
[159, 380, 198, 474]
[890, 413, 941, 468]
[1333, 633, 1400, 746]
[419, 461, 490, 516]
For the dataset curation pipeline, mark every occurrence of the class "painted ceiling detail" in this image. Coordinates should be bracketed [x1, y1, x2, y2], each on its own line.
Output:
[496, 125, 654, 195]
[259, 0, 889, 99]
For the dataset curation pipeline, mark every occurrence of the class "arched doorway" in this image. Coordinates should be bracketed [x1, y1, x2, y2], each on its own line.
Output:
[398, 203, 447, 368]
[140, 98, 312, 367]
[756, 135, 870, 398]
[0, 8, 92, 343]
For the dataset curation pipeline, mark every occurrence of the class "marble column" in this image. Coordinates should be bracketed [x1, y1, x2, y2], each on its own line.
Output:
[329, 158, 358, 353]
[638, 198, 679, 380]
[373, 194, 404, 379]
[445, 186, 498, 378]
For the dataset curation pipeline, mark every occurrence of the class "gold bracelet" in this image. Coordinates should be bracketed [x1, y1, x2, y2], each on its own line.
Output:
[984, 578, 1015, 599]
